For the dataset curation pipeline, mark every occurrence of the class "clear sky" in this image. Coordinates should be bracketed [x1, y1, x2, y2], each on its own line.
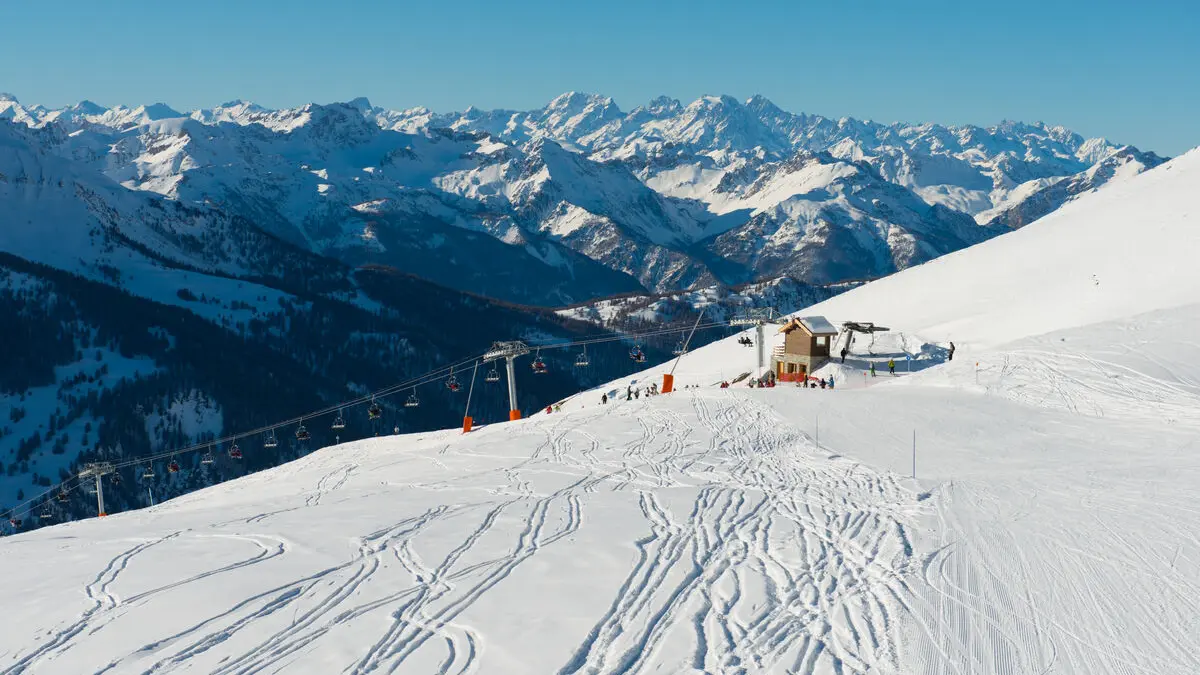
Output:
[2, 0, 1197, 155]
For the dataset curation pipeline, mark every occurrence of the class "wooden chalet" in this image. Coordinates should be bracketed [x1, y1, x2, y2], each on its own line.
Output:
[772, 316, 839, 381]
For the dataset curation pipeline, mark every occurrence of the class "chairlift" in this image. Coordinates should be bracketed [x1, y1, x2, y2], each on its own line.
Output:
[575, 347, 589, 368]
[39, 503, 52, 520]
[228, 442, 243, 459]
[446, 373, 461, 392]
[368, 398, 382, 420]
[295, 422, 311, 442]
[332, 409, 346, 430]
[264, 430, 279, 449]
[110, 472, 122, 485]
[531, 357, 548, 374]
[485, 367, 501, 383]
[167, 458, 181, 473]
[55, 489, 69, 503]
[630, 345, 646, 363]
[201, 450, 215, 465]
[404, 389, 420, 408]
[8, 518, 21, 528]
[673, 338, 687, 356]
[142, 464, 155, 479]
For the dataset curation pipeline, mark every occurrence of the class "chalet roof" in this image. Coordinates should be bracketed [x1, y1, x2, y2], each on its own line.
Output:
[778, 315, 839, 336]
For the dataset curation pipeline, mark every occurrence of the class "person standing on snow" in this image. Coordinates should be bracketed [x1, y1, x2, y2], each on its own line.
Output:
[870, 363, 877, 378]
[888, 358, 896, 375]
[828, 375, 835, 390]
[840, 347, 848, 364]
[601, 393, 608, 405]
[948, 342, 956, 362]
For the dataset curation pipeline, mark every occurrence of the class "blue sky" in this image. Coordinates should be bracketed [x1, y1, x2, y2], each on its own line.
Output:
[2, 0, 1197, 154]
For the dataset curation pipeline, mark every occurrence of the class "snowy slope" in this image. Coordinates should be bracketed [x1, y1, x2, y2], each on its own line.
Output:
[801, 148, 1200, 349]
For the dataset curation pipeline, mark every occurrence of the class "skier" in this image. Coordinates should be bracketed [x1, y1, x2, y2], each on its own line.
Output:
[888, 358, 896, 375]
[828, 375, 835, 390]
[870, 363, 877, 378]
[819, 378, 827, 389]
[545, 405, 553, 414]
[948, 342, 956, 362]
[626, 386, 633, 401]
[840, 347, 848, 364]
[634, 389, 640, 400]
[601, 393, 608, 405]
[553, 403, 562, 413]
[651, 382, 659, 395]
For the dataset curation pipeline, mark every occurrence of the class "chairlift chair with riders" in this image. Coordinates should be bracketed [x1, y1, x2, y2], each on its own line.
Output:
[201, 450, 215, 465]
[142, 464, 155, 479]
[264, 429, 279, 449]
[446, 369, 461, 392]
[575, 346, 589, 368]
[168, 458, 181, 473]
[332, 409, 346, 430]
[368, 397, 383, 420]
[673, 338, 686, 356]
[110, 472, 122, 485]
[228, 442, 243, 459]
[531, 349, 548, 374]
[404, 389, 420, 408]
[39, 503, 52, 520]
[55, 489, 69, 503]
[8, 518, 21, 528]
[295, 422, 311, 442]
[630, 345, 647, 363]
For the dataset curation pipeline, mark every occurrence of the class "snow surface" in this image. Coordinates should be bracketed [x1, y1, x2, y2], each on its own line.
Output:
[1, 150, 1199, 673]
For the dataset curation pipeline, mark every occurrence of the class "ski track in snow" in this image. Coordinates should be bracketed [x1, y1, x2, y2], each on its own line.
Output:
[4, 373, 1198, 674]
[0, 392, 928, 674]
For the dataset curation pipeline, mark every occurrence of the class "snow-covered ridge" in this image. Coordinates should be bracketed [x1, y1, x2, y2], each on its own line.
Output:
[0, 91, 1171, 303]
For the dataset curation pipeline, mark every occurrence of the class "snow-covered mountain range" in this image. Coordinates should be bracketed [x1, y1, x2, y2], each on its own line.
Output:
[2, 91, 1165, 303]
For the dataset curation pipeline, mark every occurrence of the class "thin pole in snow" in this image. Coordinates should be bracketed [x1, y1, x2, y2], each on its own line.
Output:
[147, 486, 154, 507]
[670, 307, 706, 377]
[912, 429, 916, 479]
[815, 416, 819, 449]
[464, 360, 480, 418]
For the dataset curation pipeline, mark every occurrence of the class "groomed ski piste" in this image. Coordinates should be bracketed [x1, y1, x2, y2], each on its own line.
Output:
[1, 149, 1198, 674]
